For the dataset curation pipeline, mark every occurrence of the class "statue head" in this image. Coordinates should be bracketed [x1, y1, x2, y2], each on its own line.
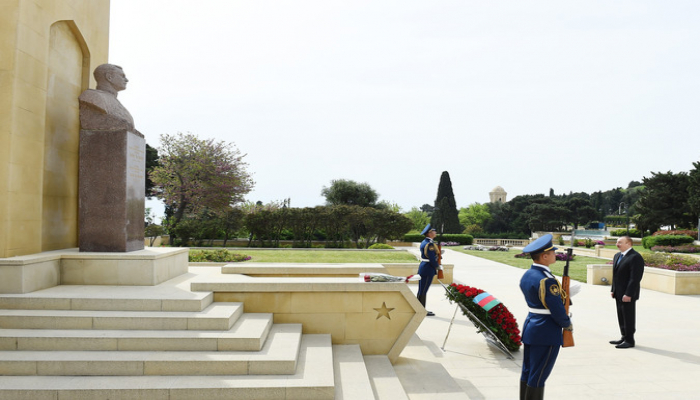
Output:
[94, 64, 128, 95]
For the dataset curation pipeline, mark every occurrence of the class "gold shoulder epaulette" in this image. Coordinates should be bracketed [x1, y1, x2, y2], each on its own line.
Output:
[538, 278, 549, 309]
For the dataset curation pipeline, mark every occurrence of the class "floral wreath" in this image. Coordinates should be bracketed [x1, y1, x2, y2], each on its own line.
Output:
[445, 283, 522, 352]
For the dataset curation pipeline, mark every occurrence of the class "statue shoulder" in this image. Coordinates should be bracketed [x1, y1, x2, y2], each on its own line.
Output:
[79, 89, 112, 113]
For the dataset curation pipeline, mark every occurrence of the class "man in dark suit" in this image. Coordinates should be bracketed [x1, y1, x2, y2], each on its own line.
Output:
[519, 234, 573, 400]
[610, 235, 645, 349]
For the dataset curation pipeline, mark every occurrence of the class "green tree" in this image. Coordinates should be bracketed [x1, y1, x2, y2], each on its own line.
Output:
[219, 206, 245, 247]
[376, 200, 401, 213]
[524, 198, 568, 232]
[321, 179, 379, 207]
[150, 132, 254, 245]
[688, 161, 700, 225]
[484, 201, 513, 234]
[430, 171, 461, 234]
[404, 207, 430, 231]
[458, 203, 492, 231]
[564, 197, 597, 229]
[635, 171, 691, 232]
[145, 143, 159, 198]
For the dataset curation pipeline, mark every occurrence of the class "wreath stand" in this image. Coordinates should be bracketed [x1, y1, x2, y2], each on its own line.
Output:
[439, 280, 515, 359]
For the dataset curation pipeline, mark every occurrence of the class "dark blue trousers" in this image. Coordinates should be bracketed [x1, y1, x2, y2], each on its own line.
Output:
[520, 344, 560, 387]
[416, 262, 436, 299]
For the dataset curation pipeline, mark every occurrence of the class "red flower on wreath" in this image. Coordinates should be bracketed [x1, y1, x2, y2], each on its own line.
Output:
[445, 283, 522, 351]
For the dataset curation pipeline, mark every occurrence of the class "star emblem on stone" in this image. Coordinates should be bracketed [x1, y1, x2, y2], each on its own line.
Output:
[373, 302, 395, 320]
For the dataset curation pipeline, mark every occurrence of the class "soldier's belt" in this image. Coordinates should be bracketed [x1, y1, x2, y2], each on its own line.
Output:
[528, 307, 551, 315]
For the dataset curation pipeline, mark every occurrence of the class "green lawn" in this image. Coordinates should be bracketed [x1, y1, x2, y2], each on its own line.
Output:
[239, 250, 418, 263]
[453, 248, 606, 282]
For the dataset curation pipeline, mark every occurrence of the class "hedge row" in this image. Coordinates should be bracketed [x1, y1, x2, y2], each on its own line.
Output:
[609, 228, 644, 238]
[652, 230, 698, 238]
[404, 233, 473, 245]
[641, 235, 695, 249]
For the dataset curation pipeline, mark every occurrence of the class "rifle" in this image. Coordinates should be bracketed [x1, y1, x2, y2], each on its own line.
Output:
[562, 247, 575, 347]
[436, 223, 444, 280]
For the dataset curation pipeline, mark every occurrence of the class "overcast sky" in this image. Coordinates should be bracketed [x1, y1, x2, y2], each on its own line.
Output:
[109, 0, 700, 216]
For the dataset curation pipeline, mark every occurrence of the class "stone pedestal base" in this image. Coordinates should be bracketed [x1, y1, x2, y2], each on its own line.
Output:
[0, 247, 189, 294]
[79, 129, 145, 252]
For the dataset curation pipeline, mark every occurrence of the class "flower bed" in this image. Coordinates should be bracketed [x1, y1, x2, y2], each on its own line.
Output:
[189, 249, 252, 263]
[643, 252, 700, 271]
[445, 283, 521, 351]
[650, 245, 700, 254]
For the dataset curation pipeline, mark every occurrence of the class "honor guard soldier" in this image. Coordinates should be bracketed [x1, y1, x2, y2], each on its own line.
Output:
[519, 234, 573, 400]
[416, 224, 442, 316]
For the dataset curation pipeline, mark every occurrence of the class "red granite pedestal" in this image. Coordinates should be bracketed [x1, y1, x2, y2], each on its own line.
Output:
[79, 129, 145, 252]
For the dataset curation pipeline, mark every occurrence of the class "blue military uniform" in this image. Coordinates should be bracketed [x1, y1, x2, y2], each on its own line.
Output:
[519, 234, 572, 400]
[416, 224, 442, 315]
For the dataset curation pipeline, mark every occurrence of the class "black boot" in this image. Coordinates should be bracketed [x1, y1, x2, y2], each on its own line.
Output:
[519, 381, 527, 400]
[525, 385, 544, 400]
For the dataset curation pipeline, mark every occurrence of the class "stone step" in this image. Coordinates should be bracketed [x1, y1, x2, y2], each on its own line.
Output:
[0, 313, 273, 352]
[0, 302, 243, 331]
[363, 355, 410, 400]
[333, 344, 376, 400]
[0, 323, 302, 376]
[0, 280, 214, 312]
[0, 333, 334, 400]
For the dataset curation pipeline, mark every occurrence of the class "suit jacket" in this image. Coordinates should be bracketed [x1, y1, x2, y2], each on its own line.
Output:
[611, 248, 645, 301]
[520, 265, 571, 346]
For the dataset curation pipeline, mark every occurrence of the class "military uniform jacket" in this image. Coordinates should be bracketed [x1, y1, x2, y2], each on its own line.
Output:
[611, 248, 645, 301]
[419, 238, 440, 272]
[520, 264, 571, 346]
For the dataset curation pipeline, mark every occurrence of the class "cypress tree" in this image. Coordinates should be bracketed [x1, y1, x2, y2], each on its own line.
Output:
[430, 171, 462, 234]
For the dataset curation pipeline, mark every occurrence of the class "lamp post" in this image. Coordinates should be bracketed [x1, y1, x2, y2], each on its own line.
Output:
[619, 202, 628, 235]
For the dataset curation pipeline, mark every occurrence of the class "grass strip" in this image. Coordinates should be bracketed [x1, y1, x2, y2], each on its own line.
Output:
[241, 250, 418, 263]
[452, 248, 607, 282]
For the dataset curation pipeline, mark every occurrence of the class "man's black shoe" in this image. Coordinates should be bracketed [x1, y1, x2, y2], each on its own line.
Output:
[609, 339, 625, 345]
[426, 311, 435, 316]
[615, 341, 635, 349]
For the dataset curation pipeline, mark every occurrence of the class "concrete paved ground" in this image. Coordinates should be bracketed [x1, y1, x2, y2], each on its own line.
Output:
[398, 248, 700, 400]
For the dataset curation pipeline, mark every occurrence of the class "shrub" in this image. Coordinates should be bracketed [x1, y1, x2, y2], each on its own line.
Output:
[189, 249, 251, 263]
[642, 252, 700, 271]
[642, 235, 695, 249]
[488, 246, 509, 251]
[404, 234, 424, 243]
[555, 252, 575, 261]
[650, 245, 700, 254]
[652, 230, 698, 237]
[404, 233, 473, 245]
[470, 232, 530, 239]
[368, 243, 394, 249]
[610, 228, 643, 238]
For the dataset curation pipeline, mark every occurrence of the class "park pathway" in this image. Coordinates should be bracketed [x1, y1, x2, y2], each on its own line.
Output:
[398, 248, 700, 399]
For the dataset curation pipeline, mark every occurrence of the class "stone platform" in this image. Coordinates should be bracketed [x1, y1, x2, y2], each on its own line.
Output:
[0, 247, 188, 293]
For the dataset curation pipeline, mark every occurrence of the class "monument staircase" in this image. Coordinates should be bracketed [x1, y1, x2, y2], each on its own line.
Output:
[0, 271, 410, 399]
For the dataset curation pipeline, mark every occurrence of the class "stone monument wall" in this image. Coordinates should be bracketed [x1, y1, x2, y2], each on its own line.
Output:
[0, 0, 110, 257]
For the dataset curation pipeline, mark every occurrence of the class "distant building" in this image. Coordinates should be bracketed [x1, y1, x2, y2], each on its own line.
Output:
[489, 186, 507, 203]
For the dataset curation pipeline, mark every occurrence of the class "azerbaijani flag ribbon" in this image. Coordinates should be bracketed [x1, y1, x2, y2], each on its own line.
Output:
[473, 292, 501, 312]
